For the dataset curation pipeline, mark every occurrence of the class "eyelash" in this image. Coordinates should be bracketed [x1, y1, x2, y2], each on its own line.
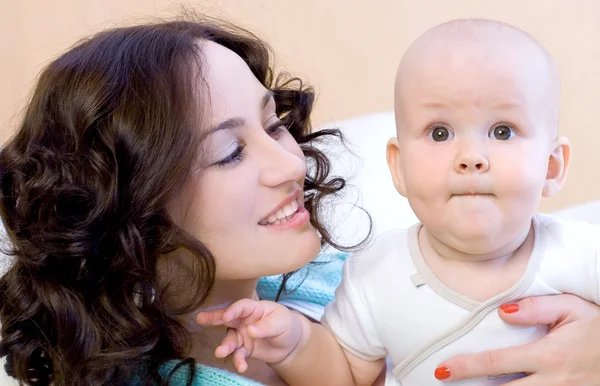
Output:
[266, 121, 287, 138]
[216, 144, 245, 167]
[215, 120, 287, 167]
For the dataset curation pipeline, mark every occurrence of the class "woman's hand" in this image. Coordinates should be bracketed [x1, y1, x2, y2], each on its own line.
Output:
[437, 294, 600, 385]
[196, 299, 308, 373]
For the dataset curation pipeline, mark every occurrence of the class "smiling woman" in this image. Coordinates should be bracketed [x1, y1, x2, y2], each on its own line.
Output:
[0, 16, 365, 386]
[167, 40, 322, 283]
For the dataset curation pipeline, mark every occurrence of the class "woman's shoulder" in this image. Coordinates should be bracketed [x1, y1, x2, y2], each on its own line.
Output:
[158, 360, 265, 386]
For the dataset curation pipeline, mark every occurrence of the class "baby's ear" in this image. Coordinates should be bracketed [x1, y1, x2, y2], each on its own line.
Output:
[543, 136, 571, 197]
[386, 137, 408, 197]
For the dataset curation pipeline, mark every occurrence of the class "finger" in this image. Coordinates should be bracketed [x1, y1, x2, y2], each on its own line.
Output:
[248, 312, 290, 339]
[438, 344, 538, 382]
[499, 294, 598, 327]
[196, 309, 225, 326]
[232, 347, 248, 373]
[236, 325, 256, 357]
[222, 299, 268, 325]
[215, 329, 242, 358]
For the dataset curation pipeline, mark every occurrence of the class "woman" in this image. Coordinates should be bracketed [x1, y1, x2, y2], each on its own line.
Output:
[0, 17, 351, 385]
[0, 16, 598, 386]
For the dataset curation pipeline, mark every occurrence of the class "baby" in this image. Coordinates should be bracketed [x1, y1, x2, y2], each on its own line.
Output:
[197, 19, 600, 385]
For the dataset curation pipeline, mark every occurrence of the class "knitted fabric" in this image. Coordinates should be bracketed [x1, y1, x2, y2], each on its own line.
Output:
[157, 361, 264, 386]
[256, 251, 348, 307]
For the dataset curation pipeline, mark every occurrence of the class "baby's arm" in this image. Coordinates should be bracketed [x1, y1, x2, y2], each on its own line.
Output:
[196, 299, 384, 386]
[274, 317, 385, 386]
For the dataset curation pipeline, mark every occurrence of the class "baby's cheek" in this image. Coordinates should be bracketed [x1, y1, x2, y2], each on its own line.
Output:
[502, 166, 546, 197]
[408, 171, 446, 199]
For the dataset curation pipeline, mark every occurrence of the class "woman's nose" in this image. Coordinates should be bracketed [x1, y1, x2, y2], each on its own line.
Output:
[259, 140, 306, 187]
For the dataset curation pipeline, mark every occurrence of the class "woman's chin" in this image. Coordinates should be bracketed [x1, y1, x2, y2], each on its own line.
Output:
[264, 235, 322, 276]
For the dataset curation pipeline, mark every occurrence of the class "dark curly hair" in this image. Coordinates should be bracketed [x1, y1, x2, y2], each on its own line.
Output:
[0, 15, 367, 386]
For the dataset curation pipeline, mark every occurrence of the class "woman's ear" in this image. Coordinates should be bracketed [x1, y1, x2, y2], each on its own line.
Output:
[386, 137, 408, 197]
[543, 136, 571, 197]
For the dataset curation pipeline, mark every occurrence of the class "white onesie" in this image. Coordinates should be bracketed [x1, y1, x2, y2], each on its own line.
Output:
[322, 213, 600, 385]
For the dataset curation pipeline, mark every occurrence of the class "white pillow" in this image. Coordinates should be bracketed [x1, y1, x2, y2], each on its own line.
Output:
[552, 201, 600, 224]
[318, 111, 416, 247]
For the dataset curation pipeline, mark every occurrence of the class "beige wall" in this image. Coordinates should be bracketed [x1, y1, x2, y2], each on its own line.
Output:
[1, 0, 599, 211]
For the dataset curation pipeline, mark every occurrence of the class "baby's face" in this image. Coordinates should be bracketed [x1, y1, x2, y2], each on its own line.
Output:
[391, 33, 564, 255]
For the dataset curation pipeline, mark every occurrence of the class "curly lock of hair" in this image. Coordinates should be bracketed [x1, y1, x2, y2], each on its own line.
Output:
[0, 16, 369, 386]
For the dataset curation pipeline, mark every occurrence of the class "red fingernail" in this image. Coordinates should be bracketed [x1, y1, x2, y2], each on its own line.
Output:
[500, 303, 519, 314]
[434, 366, 451, 380]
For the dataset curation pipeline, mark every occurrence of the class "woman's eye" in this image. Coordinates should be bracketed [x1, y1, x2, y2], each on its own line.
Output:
[215, 144, 245, 167]
[490, 125, 515, 140]
[266, 120, 287, 140]
[429, 126, 453, 142]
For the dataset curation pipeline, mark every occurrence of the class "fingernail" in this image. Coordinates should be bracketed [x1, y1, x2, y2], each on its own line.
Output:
[435, 366, 451, 380]
[500, 303, 519, 314]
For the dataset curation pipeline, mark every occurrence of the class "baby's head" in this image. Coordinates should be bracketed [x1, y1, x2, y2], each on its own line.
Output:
[387, 19, 571, 256]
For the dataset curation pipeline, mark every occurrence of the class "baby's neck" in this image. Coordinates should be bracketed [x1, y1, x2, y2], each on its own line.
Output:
[423, 223, 532, 264]
[419, 221, 536, 302]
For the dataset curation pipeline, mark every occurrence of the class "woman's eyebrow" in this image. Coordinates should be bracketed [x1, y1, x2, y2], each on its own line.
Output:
[202, 90, 274, 142]
[201, 117, 245, 143]
[261, 90, 274, 109]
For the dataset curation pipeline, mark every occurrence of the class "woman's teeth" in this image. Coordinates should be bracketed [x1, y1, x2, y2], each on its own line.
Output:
[262, 200, 299, 225]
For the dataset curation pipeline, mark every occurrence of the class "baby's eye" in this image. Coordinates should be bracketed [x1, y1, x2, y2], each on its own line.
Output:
[489, 125, 515, 141]
[429, 126, 454, 142]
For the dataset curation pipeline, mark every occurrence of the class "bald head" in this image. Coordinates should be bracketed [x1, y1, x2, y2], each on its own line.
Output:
[395, 19, 560, 137]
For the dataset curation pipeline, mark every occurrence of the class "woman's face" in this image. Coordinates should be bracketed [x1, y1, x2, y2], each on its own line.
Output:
[171, 41, 320, 280]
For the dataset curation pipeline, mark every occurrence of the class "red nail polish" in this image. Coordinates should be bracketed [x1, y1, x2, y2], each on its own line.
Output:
[500, 303, 519, 314]
[435, 366, 451, 380]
